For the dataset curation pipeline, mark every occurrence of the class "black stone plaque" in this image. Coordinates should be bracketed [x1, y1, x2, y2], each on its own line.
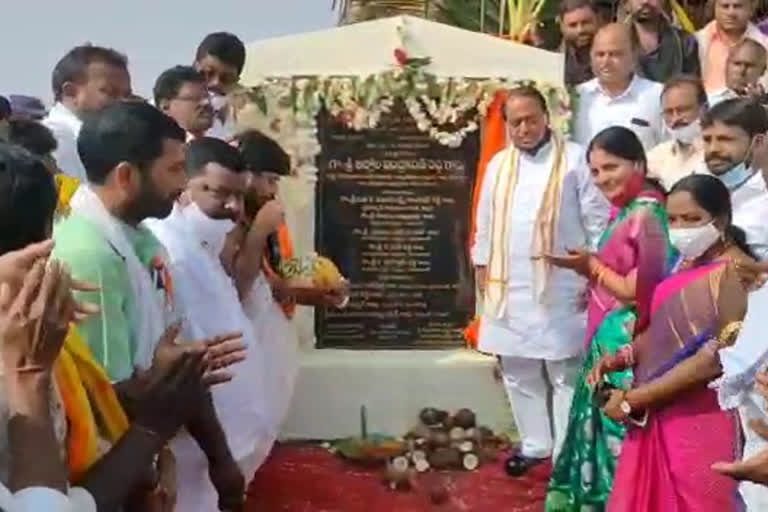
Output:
[315, 100, 478, 349]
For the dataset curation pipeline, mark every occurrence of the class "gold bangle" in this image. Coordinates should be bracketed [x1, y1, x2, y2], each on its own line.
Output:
[717, 321, 743, 348]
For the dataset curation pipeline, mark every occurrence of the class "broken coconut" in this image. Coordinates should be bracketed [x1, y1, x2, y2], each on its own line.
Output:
[448, 426, 466, 443]
[462, 452, 480, 471]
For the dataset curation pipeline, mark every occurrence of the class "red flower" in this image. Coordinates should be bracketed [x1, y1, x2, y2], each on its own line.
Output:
[393, 48, 408, 66]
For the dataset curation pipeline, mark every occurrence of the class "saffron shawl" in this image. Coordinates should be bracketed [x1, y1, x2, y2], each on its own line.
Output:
[53, 327, 130, 480]
[485, 135, 567, 317]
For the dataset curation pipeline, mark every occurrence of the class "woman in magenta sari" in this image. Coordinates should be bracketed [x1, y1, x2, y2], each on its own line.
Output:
[545, 127, 675, 510]
[598, 174, 756, 511]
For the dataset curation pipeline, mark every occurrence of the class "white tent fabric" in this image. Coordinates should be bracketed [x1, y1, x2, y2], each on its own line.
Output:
[242, 15, 563, 84]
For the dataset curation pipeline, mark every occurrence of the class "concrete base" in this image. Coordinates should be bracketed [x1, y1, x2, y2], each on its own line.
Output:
[279, 348, 514, 440]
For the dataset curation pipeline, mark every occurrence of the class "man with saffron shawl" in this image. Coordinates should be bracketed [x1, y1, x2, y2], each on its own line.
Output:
[597, 174, 755, 511]
[545, 126, 675, 511]
[471, 85, 609, 476]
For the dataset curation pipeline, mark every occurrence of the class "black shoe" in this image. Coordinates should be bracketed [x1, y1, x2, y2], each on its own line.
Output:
[504, 454, 546, 477]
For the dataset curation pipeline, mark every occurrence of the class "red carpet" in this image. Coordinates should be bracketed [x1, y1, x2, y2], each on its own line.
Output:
[246, 444, 550, 511]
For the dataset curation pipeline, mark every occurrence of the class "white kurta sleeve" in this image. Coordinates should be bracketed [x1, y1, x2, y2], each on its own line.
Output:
[471, 151, 504, 266]
[43, 120, 85, 181]
[7, 485, 95, 511]
[573, 147, 610, 249]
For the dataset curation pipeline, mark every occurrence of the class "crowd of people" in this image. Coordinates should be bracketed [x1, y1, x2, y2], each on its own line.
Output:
[0, 31, 348, 511]
[5, 0, 768, 511]
[472, 0, 768, 510]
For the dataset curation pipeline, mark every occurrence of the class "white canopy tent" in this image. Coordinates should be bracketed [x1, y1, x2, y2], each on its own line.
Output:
[241, 15, 563, 83]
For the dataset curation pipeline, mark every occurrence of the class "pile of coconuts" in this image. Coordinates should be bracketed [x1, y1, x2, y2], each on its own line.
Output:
[383, 407, 510, 491]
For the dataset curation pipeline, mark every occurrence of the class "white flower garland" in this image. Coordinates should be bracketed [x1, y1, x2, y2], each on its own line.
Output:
[233, 73, 571, 179]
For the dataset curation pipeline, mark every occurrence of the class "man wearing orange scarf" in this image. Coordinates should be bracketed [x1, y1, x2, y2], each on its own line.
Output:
[233, 130, 347, 449]
[471, 86, 609, 476]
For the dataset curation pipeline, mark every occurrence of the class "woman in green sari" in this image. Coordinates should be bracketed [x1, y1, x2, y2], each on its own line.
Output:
[543, 127, 676, 510]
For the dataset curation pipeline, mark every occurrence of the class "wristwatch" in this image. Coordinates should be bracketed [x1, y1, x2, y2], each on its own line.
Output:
[619, 397, 632, 416]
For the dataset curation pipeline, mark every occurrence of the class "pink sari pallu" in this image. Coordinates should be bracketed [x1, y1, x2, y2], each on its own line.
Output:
[608, 262, 747, 512]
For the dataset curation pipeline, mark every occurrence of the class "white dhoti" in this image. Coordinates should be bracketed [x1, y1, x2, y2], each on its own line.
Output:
[471, 141, 609, 462]
[243, 274, 300, 446]
[144, 207, 275, 512]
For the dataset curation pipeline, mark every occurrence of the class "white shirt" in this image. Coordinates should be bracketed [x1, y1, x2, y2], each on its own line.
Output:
[471, 139, 610, 359]
[647, 138, 707, 190]
[708, 88, 739, 107]
[730, 170, 768, 260]
[144, 205, 272, 461]
[572, 75, 664, 152]
[42, 103, 86, 181]
[0, 484, 95, 512]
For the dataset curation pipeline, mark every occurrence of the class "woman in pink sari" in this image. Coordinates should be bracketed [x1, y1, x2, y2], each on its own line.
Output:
[596, 174, 756, 511]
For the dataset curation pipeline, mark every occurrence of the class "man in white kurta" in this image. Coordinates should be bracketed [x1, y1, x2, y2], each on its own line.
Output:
[472, 87, 609, 473]
[145, 137, 272, 512]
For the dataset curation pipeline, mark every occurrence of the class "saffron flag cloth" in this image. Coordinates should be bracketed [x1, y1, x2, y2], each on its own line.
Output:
[464, 91, 508, 349]
[53, 327, 130, 480]
[262, 223, 297, 318]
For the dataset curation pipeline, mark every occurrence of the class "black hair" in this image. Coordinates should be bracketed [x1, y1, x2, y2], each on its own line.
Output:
[505, 85, 549, 116]
[234, 130, 290, 176]
[185, 137, 244, 177]
[195, 32, 246, 74]
[669, 174, 756, 258]
[587, 126, 646, 166]
[51, 44, 128, 101]
[7, 119, 57, 157]
[729, 38, 768, 68]
[0, 143, 57, 255]
[662, 75, 708, 108]
[77, 101, 185, 185]
[559, 0, 597, 18]
[701, 98, 768, 138]
[587, 126, 666, 193]
[0, 96, 10, 120]
[153, 65, 206, 105]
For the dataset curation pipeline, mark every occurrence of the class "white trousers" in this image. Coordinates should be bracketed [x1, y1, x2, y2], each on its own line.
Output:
[739, 392, 768, 511]
[499, 355, 581, 460]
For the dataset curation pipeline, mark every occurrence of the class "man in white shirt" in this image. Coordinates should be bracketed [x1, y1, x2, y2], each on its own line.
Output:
[708, 38, 768, 106]
[573, 23, 664, 151]
[154, 66, 214, 141]
[696, 0, 768, 94]
[43, 45, 132, 181]
[194, 33, 247, 140]
[647, 75, 709, 190]
[145, 137, 277, 512]
[701, 97, 768, 260]
[472, 85, 609, 475]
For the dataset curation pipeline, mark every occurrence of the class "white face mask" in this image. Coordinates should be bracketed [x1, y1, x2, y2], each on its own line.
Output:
[208, 91, 228, 113]
[664, 119, 701, 145]
[669, 222, 721, 260]
[717, 161, 754, 191]
[183, 202, 236, 257]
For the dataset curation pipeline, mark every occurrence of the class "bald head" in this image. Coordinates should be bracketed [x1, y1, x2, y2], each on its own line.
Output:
[726, 38, 767, 92]
[591, 23, 637, 89]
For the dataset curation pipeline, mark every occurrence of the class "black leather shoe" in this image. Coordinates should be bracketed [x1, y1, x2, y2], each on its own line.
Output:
[504, 454, 546, 477]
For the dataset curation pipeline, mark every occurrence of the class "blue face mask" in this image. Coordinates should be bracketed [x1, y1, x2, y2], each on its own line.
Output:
[717, 161, 754, 190]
